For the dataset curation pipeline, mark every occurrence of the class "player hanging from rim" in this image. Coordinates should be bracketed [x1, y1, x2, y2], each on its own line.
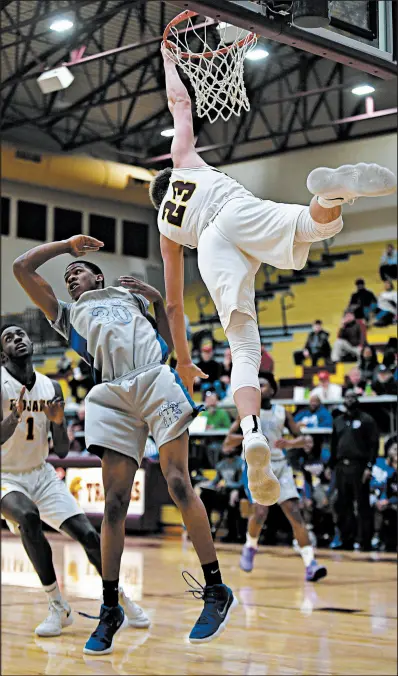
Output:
[223, 373, 327, 581]
[0, 325, 149, 638]
[150, 44, 396, 508]
[13, 235, 238, 654]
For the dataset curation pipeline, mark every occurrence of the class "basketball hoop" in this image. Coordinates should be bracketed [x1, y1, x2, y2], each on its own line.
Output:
[163, 10, 258, 123]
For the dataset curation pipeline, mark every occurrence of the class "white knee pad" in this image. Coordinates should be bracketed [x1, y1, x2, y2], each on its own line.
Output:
[225, 311, 261, 395]
[294, 207, 344, 243]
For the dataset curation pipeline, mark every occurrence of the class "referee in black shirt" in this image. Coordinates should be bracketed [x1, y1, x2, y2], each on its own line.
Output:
[329, 390, 379, 550]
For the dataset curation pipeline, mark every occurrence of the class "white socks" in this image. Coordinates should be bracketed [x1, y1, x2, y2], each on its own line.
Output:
[246, 533, 259, 550]
[43, 581, 63, 603]
[240, 415, 262, 437]
[299, 545, 314, 567]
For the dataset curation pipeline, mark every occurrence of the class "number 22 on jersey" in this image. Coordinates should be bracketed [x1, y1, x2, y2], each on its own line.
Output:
[162, 180, 197, 228]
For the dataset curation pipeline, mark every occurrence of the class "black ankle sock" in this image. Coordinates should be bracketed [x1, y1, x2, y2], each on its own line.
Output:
[103, 579, 119, 607]
[202, 561, 222, 587]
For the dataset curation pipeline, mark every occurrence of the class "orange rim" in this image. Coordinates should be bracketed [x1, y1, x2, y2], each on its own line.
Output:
[162, 9, 257, 60]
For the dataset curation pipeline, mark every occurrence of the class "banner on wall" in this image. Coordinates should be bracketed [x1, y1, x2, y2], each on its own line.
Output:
[66, 467, 145, 516]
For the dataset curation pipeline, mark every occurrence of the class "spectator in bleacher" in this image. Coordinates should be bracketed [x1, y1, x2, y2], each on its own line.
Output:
[293, 320, 331, 366]
[383, 337, 397, 369]
[349, 278, 377, 322]
[373, 280, 397, 327]
[202, 391, 231, 430]
[358, 344, 379, 385]
[56, 352, 72, 377]
[68, 358, 94, 403]
[379, 243, 397, 281]
[370, 437, 397, 551]
[331, 310, 364, 363]
[343, 366, 365, 395]
[259, 344, 274, 373]
[199, 451, 244, 543]
[294, 395, 333, 428]
[372, 364, 398, 395]
[219, 347, 232, 395]
[329, 390, 379, 550]
[67, 401, 86, 453]
[310, 370, 342, 402]
[194, 344, 222, 395]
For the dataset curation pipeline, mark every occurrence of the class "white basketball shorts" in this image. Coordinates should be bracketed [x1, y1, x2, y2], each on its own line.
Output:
[197, 197, 311, 331]
[1, 462, 84, 534]
[85, 364, 202, 464]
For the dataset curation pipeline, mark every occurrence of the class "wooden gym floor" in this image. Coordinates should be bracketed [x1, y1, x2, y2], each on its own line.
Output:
[1, 532, 396, 675]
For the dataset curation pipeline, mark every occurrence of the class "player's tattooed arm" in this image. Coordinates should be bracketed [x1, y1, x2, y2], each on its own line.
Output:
[0, 386, 25, 444]
[13, 236, 103, 321]
[46, 381, 69, 458]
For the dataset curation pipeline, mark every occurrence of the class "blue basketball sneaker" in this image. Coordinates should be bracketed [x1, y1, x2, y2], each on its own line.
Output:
[83, 604, 128, 655]
[183, 572, 238, 644]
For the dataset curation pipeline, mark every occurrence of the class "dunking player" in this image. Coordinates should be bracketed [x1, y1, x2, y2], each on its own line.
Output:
[150, 45, 397, 508]
[0, 325, 149, 636]
[13, 235, 237, 653]
[223, 373, 327, 581]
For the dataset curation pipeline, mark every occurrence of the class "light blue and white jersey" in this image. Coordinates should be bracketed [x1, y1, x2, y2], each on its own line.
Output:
[259, 404, 287, 462]
[49, 286, 169, 384]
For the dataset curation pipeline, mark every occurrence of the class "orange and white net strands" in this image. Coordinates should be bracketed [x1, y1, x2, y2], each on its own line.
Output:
[165, 17, 257, 123]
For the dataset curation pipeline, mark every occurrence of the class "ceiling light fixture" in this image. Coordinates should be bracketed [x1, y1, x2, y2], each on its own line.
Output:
[352, 84, 375, 96]
[245, 48, 269, 61]
[50, 18, 74, 32]
[161, 128, 175, 137]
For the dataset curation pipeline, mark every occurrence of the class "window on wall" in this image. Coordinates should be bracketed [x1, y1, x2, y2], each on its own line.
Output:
[89, 214, 115, 253]
[122, 221, 149, 258]
[1, 197, 10, 236]
[17, 200, 46, 241]
[54, 207, 82, 240]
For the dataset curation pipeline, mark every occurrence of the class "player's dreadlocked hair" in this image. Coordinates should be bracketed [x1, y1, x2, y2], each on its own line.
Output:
[149, 167, 172, 210]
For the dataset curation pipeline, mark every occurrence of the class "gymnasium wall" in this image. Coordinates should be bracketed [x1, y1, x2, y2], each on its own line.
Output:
[221, 133, 397, 246]
[1, 179, 162, 314]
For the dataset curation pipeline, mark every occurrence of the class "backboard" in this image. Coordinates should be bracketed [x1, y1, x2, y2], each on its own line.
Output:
[167, 0, 396, 79]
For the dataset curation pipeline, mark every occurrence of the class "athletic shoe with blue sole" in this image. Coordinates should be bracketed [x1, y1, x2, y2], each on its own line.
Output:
[83, 604, 128, 655]
[183, 572, 238, 644]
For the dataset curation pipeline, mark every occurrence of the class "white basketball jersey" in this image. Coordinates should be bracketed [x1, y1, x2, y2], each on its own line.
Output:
[1, 367, 55, 473]
[157, 166, 253, 249]
[259, 404, 287, 462]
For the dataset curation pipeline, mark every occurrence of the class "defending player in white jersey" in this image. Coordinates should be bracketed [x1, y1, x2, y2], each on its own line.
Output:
[0, 325, 149, 637]
[223, 373, 327, 581]
[13, 234, 238, 653]
[150, 44, 397, 509]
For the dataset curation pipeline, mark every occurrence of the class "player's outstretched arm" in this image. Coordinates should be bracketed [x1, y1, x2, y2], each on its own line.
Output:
[45, 381, 69, 459]
[13, 236, 103, 321]
[160, 234, 208, 395]
[0, 386, 25, 445]
[162, 44, 205, 168]
[222, 418, 244, 453]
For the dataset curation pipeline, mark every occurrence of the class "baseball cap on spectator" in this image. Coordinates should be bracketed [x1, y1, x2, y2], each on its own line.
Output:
[318, 371, 330, 381]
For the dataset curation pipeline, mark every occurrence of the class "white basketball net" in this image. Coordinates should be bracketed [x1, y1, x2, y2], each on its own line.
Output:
[165, 18, 257, 123]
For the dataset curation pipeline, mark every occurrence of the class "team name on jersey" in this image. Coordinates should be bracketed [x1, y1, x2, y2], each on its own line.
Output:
[9, 399, 53, 412]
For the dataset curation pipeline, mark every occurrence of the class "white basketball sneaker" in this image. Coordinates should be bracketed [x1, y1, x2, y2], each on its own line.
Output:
[244, 431, 280, 506]
[35, 599, 74, 636]
[307, 162, 397, 205]
[118, 587, 150, 628]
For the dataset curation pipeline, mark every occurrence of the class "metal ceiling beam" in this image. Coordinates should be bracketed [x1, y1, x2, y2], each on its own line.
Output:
[167, 0, 397, 79]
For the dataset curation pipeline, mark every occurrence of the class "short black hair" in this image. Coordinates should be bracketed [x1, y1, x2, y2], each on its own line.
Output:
[314, 319, 322, 324]
[0, 324, 26, 338]
[149, 167, 172, 210]
[259, 371, 278, 397]
[355, 278, 365, 285]
[65, 261, 105, 288]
